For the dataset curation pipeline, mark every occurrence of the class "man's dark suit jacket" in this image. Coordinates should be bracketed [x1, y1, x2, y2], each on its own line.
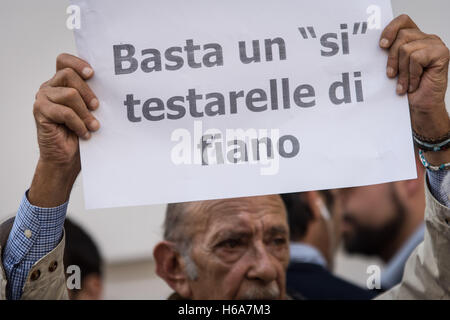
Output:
[287, 262, 379, 300]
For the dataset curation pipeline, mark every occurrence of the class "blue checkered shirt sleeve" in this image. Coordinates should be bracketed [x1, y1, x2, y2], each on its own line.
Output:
[3, 192, 68, 300]
[427, 170, 450, 207]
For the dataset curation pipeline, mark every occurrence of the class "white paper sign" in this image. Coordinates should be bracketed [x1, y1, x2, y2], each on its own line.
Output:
[71, 0, 417, 209]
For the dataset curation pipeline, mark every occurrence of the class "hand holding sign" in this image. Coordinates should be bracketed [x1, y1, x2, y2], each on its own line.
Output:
[380, 14, 450, 166]
[28, 54, 99, 207]
[27, 0, 449, 210]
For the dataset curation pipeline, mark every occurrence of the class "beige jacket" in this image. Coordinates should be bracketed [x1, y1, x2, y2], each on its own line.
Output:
[0, 181, 449, 300]
[376, 180, 450, 299]
[0, 218, 68, 300]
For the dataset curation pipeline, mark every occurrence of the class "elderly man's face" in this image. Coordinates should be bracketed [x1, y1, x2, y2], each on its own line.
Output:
[186, 195, 290, 300]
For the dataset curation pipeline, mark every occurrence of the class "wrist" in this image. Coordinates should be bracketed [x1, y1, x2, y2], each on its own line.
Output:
[37, 156, 81, 175]
[411, 104, 450, 139]
[28, 159, 80, 207]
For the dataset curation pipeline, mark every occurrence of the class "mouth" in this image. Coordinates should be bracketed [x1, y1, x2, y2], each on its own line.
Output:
[238, 283, 281, 300]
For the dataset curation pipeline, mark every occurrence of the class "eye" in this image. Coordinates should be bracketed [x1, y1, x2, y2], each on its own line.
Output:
[273, 237, 287, 246]
[219, 238, 242, 249]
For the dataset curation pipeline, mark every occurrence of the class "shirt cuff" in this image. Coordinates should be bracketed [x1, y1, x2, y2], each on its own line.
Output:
[426, 170, 450, 208]
[3, 193, 67, 276]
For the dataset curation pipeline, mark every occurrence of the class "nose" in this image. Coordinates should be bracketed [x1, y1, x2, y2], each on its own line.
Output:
[246, 243, 278, 284]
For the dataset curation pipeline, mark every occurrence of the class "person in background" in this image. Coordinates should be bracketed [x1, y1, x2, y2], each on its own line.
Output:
[64, 218, 103, 300]
[334, 155, 426, 290]
[282, 191, 378, 299]
[155, 197, 294, 300]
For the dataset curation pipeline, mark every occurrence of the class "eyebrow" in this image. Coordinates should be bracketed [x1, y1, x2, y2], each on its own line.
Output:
[211, 225, 288, 244]
[212, 230, 251, 243]
[266, 225, 289, 237]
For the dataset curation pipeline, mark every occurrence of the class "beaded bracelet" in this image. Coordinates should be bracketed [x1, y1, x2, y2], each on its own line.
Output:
[413, 135, 450, 152]
[418, 149, 450, 171]
[413, 130, 450, 143]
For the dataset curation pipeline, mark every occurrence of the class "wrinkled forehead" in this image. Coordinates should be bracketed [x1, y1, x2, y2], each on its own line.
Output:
[187, 195, 288, 235]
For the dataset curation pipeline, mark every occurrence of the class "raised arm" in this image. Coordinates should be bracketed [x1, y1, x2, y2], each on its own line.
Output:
[377, 14, 450, 299]
[0, 54, 100, 300]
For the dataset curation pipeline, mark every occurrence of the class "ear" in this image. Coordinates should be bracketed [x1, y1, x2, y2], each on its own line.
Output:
[153, 241, 192, 299]
[305, 191, 322, 219]
[403, 178, 421, 197]
[303, 192, 333, 266]
[394, 173, 424, 201]
[80, 274, 103, 300]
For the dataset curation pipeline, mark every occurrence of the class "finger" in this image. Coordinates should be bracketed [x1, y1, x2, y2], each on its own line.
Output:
[397, 40, 428, 95]
[39, 80, 50, 90]
[56, 53, 94, 79]
[48, 67, 99, 110]
[409, 50, 425, 93]
[380, 14, 418, 49]
[386, 28, 425, 78]
[43, 87, 100, 132]
[37, 99, 91, 139]
[409, 41, 450, 93]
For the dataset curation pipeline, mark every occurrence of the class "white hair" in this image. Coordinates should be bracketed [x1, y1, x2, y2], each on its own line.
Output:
[164, 203, 199, 280]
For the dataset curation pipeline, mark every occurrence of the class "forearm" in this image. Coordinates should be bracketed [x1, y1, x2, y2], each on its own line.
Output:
[411, 105, 450, 167]
[28, 159, 80, 207]
[413, 104, 450, 206]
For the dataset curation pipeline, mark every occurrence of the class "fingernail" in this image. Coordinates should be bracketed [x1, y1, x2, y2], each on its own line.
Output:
[387, 67, 395, 77]
[90, 98, 99, 109]
[409, 85, 414, 93]
[396, 83, 404, 95]
[83, 132, 91, 140]
[380, 38, 389, 48]
[89, 119, 100, 131]
[82, 67, 94, 78]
